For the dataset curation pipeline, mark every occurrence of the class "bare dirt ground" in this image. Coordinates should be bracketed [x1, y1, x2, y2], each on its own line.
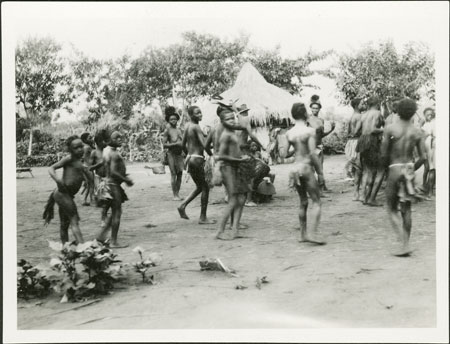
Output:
[16, 155, 436, 329]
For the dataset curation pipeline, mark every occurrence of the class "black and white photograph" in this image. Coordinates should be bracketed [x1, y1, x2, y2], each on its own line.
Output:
[2, 1, 449, 343]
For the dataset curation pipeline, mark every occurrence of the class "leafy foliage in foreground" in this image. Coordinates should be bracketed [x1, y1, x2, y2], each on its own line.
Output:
[48, 240, 123, 302]
[17, 259, 51, 300]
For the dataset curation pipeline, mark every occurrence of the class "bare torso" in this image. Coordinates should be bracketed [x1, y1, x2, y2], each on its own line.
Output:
[362, 108, 384, 135]
[91, 148, 105, 177]
[235, 115, 250, 147]
[286, 124, 316, 165]
[349, 111, 363, 138]
[219, 129, 242, 160]
[382, 121, 424, 165]
[185, 123, 205, 156]
[62, 158, 86, 195]
[307, 115, 325, 145]
[105, 149, 127, 185]
[167, 127, 183, 155]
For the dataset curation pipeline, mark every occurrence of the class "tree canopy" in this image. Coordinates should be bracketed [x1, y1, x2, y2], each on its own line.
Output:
[332, 40, 435, 104]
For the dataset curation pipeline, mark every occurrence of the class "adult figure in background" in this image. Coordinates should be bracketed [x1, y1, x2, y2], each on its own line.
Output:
[80, 132, 95, 206]
[307, 95, 335, 194]
[344, 98, 364, 201]
[163, 106, 184, 201]
[420, 107, 436, 197]
[356, 96, 385, 206]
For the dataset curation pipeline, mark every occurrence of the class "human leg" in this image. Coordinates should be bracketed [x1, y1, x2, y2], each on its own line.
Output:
[367, 168, 385, 206]
[306, 174, 325, 244]
[177, 160, 203, 220]
[294, 184, 308, 242]
[58, 207, 70, 244]
[230, 193, 246, 238]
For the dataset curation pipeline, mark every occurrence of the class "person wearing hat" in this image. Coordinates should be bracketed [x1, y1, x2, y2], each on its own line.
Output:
[307, 95, 335, 195]
[235, 104, 266, 207]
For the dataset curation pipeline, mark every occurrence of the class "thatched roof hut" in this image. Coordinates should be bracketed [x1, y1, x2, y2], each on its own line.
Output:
[197, 62, 299, 130]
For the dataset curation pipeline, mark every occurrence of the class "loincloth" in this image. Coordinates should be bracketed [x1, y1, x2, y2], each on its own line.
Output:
[239, 157, 257, 186]
[288, 162, 314, 190]
[345, 138, 361, 170]
[253, 159, 271, 189]
[43, 189, 80, 224]
[389, 163, 416, 202]
[356, 134, 381, 168]
[220, 162, 251, 195]
[167, 151, 184, 175]
[97, 181, 128, 205]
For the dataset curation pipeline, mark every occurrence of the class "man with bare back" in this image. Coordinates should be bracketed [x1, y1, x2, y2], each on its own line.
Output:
[344, 98, 364, 200]
[177, 106, 215, 225]
[380, 98, 426, 256]
[96, 131, 133, 248]
[307, 95, 335, 194]
[280, 103, 325, 245]
[356, 96, 385, 206]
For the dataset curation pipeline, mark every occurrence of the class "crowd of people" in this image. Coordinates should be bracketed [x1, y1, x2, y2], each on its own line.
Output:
[42, 94, 436, 257]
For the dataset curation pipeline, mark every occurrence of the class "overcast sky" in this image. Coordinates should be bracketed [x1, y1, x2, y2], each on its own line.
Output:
[5, 2, 447, 59]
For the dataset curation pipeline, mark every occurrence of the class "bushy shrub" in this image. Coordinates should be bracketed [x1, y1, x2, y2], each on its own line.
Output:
[16, 154, 60, 167]
[17, 259, 52, 300]
[48, 240, 123, 303]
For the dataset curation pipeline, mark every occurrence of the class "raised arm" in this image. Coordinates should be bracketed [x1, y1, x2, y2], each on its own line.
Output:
[414, 132, 426, 171]
[217, 135, 244, 163]
[245, 121, 266, 150]
[181, 129, 188, 155]
[204, 128, 215, 156]
[195, 125, 206, 149]
[48, 156, 71, 189]
[110, 154, 133, 185]
[323, 120, 336, 137]
[308, 132, 323, 176]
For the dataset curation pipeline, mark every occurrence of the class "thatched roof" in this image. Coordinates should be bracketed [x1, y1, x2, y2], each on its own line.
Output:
[197, 62, 298, 128]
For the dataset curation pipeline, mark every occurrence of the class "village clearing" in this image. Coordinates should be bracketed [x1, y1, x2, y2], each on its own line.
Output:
[16, 155, 436, 329]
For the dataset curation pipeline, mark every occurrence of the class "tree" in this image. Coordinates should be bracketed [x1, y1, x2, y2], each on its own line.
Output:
[246, 47, 332, 95]
[332, 40, 435, 107]
[16, 37, 72, 155]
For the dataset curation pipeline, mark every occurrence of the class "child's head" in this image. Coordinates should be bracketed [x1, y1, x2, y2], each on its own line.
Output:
[350, 98, 362, 111]
[167, 113, 180, 127]
[188, 106, 202, 122]
[94, 130, 106, 149]
[80, 132, 92, 145]
[250, 141, 259, 153]
[164, 106, 178, 122]
[66, 135, 84, 158]
[109, 131, 124, 148]
[390, 98, 402, 114]
[291, 102, 308, 121]
[367, 96, 380, 109]
[423, 107, 435, 122]
[220, 109, 236, 129]
[397, 98, 417, 120]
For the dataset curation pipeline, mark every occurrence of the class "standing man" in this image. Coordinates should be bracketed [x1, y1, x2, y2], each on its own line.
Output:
[235, 104, 266, 207]
[96, 131, 133, 248]
[163, 106, 184, 201]
[356, 96, 385, 206]
[177, 106, 215, 225]
[421, 108, 436, 197]
[307, 95, 335, 194]
[215, 107, 252, 240]
[80, 132, 95, 206]
[281, 103, 325, 245]
[344, 98, 364, 201]
[380, 98, 426, 256]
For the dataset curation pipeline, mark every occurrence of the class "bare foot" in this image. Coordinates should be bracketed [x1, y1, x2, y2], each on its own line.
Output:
[177, 206, 189, 220]
[352, 194, 361, 202]
[110, 242, 129, 249]
[393, 247, 413, 257]
[173, 196, 183, 201]
[298, 235, 326, 245]
[320, 193, 329, 198]
[199, 218, 217, 225]
[215, 231, 233, 240]
[245, 201, 257, 207]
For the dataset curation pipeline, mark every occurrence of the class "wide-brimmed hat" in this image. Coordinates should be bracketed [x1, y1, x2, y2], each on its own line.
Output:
[238, 104, 250, 114]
